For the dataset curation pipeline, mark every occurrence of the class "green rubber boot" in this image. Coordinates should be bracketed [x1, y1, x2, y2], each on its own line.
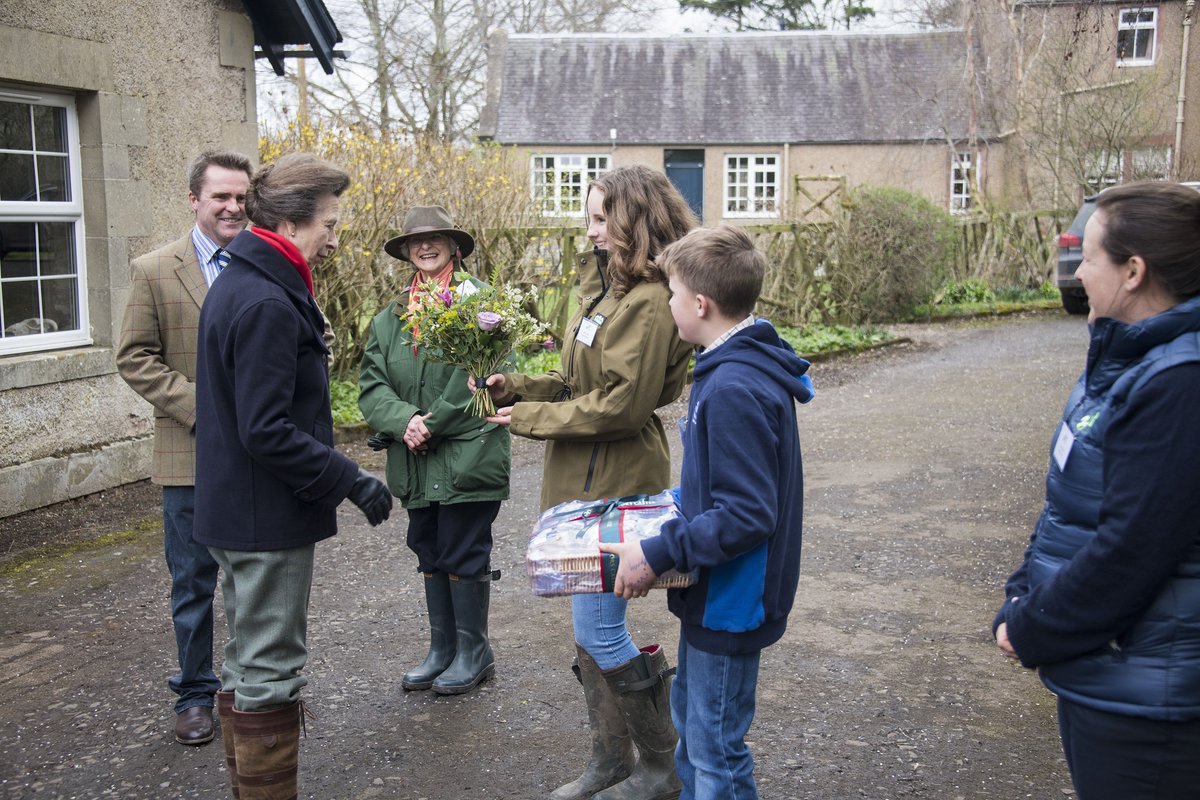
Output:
[402, 571, 456, 690]
[592, 645, 681, 800]
[550, 645, 635, 800]
[432, 571, 499, 695]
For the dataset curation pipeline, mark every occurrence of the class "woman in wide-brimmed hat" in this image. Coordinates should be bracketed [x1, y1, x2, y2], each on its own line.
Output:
[358, 205, 511, 696]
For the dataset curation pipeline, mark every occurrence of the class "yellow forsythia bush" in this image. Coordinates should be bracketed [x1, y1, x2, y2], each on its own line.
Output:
[260, 123, 578, 379]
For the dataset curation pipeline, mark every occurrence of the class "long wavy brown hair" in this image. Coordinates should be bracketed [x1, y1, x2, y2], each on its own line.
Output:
[589, 166, 698, 298]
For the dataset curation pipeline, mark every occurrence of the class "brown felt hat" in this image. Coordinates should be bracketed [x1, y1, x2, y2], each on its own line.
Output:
[383, 205, 475, 262]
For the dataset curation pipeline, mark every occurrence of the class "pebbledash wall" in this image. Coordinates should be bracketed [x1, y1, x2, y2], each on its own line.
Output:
[0, 0, 258, 517]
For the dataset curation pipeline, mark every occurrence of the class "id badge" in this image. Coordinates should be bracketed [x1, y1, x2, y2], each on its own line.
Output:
[1053, 424, 1075, 472]
[577, 317, 600, 347]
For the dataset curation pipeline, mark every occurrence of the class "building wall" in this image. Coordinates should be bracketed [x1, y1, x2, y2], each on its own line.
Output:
[0, 0, 258, 517]
[515, 140, 997, 225]
[987, 0, 1199, 206]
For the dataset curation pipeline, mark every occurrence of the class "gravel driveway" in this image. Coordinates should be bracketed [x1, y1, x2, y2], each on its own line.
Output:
[0, 311, 1086, 799]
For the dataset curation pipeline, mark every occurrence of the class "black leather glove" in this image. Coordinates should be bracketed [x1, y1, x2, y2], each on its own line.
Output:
[367, 432, 395, 451]
[346, 468, 392, 526]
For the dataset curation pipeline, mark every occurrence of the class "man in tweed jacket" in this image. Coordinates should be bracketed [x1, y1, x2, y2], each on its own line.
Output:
[116, 151, 253, 746]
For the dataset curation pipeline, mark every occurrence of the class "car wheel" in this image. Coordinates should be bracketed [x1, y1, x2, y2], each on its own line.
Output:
[1061, 291, 1089, 315]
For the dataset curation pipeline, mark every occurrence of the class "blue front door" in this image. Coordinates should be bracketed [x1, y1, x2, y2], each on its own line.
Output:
[664, 150, 704, 223]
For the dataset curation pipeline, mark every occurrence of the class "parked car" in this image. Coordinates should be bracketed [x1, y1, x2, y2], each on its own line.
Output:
[1056, 181, 1200, 315]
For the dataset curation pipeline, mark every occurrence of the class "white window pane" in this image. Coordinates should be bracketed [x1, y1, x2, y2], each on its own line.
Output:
[0, 101, 32, 149]
[32, 105, 67, 153]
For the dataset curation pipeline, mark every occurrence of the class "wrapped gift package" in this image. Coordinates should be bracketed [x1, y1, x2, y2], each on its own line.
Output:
[526, 491, 698, 596]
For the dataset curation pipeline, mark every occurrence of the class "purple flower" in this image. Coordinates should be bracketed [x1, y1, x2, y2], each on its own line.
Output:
[477, 311, 502, 331]
[543, 338, 556, 352]
[438, 290, 454, 307]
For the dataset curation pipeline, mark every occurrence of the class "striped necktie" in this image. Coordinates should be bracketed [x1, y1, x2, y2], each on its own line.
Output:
[215, 248, 230, 272]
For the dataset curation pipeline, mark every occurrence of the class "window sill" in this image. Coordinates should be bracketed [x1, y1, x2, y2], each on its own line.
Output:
[723, 212, 781, 220]
[0, 345, 116, 391]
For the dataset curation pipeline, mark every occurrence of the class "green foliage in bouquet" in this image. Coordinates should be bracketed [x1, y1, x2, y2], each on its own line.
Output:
[405, 272, 548, 417]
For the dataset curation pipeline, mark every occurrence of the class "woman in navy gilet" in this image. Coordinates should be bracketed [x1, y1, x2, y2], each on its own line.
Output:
[993, 181, 1200, 799]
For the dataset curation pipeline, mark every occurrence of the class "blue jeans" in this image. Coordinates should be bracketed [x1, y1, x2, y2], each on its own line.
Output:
[572, 593, 640, 670]
[162, 486, 220, 713]
[672, 639, 761, 800]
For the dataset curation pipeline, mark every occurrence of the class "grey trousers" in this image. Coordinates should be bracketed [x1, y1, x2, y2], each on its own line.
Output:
[209, 544, 315, 712]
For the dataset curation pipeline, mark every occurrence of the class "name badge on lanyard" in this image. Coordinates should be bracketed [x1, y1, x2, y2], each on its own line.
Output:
[577, 316, 602, 347]
[1053, 423, 1075, 472]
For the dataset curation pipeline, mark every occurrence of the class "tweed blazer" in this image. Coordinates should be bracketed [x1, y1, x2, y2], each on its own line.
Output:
[116, 235, 207, 486]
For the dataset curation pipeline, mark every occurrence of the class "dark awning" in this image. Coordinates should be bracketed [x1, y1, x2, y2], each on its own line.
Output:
[240, 0, 343, 75]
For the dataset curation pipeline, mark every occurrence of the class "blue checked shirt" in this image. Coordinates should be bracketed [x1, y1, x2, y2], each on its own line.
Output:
[191, 226, 228, 287]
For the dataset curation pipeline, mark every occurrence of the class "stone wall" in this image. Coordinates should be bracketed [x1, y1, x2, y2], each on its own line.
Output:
[0, 0, 258, 516]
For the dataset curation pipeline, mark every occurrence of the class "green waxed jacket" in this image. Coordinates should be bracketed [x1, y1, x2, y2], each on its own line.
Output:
[358, 281, 510, 509]
[506, 250, 693, 512]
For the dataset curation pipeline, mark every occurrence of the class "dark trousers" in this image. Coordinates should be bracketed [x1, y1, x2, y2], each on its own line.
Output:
[406, 500, 499, 576]
[162, 486, 220, 713]
[1058, 696, 1200, 800]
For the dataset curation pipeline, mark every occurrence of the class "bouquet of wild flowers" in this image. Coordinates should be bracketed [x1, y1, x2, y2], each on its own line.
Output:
[405, 272, 548, 417]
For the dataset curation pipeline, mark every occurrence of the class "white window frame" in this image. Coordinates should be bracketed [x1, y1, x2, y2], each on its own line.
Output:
[531, 154, 610, 217]
[1116, 7, 1157, 67]
[1084, 150, 1122, 194]
[1130, 146, 1171, 180]
[950, 150, 974, 214]
[723, 154, 779, 218]
[0, 87, 89, 356]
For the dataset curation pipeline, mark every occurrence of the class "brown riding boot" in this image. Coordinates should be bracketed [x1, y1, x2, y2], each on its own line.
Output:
[215, 691, 240, 798]
[593, 645, 681, 800]
[230, 700, 302, 800]
[550, 645, 636, 800]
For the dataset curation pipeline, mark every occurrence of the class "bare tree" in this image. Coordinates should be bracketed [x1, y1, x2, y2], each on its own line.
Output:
[971, 0, 1178, 206]
[258, 0, 657, 140]
[678, 0, 874, 30]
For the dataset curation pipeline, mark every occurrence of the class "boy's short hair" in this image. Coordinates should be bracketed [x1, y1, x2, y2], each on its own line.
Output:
[659, 225, 766, 318]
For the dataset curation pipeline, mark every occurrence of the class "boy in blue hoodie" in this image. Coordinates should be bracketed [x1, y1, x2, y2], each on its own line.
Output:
[599, 224, 813, 800]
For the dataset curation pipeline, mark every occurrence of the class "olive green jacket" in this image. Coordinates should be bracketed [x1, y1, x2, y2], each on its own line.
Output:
[358, 281, 510, 509]
[506, 250, 692, 512]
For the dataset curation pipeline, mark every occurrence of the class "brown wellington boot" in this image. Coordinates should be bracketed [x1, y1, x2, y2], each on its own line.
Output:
[593, 645, 681, 800]
[215, 691, 240, 799]
[230, 700, 301, 800]
[549, 645, 635, 800]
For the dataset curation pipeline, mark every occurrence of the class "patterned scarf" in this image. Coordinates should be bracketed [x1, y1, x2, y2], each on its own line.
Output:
[407, 262, 455, 353]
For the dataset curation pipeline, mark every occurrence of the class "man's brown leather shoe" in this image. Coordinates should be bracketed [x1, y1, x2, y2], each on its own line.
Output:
[174, 706, 215, 745]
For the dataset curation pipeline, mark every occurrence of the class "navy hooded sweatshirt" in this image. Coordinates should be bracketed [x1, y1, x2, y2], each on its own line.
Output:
[642, 320, 814, 655]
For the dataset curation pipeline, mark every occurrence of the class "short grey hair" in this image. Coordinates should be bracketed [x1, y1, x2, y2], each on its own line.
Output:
[245, 153, 351, 230]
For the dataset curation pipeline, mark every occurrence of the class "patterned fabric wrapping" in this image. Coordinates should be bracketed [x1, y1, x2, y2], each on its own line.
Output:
[526, 491, 697, 596]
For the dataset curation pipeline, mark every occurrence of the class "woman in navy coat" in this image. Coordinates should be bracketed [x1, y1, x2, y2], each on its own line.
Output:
[194, 153, 392, 799]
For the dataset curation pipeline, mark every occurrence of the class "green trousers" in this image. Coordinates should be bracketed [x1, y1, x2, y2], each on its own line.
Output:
[209, 544, 315, 712]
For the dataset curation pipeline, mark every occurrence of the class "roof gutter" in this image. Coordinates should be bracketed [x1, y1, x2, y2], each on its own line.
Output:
[1176, 0, 1195, 177]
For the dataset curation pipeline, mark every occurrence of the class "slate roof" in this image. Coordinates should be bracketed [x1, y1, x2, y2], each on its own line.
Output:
[480, 30, 986, 146]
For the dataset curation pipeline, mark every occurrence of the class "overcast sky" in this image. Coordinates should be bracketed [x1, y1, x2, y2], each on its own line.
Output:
[645, 0, 924, 34]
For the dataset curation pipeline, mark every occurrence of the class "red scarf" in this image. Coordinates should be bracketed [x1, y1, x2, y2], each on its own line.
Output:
[250, 226, 314, 296]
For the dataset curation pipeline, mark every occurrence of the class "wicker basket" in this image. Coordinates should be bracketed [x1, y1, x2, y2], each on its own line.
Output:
[526, 492, 698, 597]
